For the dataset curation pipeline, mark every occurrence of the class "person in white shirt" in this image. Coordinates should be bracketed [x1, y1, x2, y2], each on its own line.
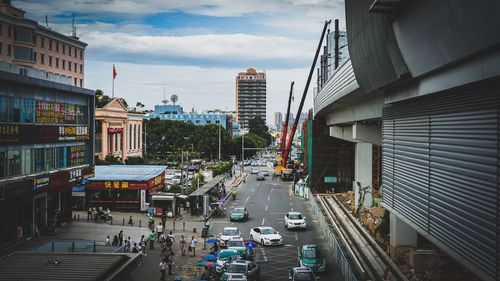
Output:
[191, 236, 198, 257]
[159, 259, 167, 281]
[156, 223, 163, 238]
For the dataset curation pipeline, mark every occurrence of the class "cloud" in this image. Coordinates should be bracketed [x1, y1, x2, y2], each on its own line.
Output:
[86, 61, 314, 125]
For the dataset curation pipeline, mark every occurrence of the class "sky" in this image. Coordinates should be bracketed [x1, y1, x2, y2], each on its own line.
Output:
[13, 0, 346, 126]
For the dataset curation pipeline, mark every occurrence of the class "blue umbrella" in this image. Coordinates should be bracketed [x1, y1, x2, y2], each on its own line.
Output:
[203, 254, 217, 261]
[195, 262, 207, 266]
[244, 241, 257, 248]
[206, 238, 219, 243]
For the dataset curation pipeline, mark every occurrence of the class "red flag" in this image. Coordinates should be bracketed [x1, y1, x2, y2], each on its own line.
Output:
[113, 64, 117, 79]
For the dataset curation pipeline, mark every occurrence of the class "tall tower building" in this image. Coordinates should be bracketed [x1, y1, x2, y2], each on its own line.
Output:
[274, 112, 283, 130]
[236, 68, 266, 129]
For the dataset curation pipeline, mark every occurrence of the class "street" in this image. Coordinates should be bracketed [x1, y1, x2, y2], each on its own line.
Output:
[210, 166, 344, 281]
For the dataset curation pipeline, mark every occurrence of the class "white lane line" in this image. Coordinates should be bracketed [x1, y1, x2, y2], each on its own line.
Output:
[262, 218, 265, 225]
[267, 195, 271, 201]
[290, 202, 293, 206]
[291, 207, 294, 212]
[245, 196, 250, 204]
[295, 232, 298, 241]
[265, 205, 268, 212]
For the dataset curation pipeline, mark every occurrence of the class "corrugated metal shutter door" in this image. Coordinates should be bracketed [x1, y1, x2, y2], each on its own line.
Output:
[382, 80, 500, 281]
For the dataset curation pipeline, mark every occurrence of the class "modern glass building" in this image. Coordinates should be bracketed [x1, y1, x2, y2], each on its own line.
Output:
[236, 68, 266, 129]
[0, 66, 94, 243]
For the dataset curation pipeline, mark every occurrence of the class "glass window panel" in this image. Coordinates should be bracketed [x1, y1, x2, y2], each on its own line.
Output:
[34, 147, 44, 172]
[45, 147, 54, 171]
[0, 151, 6, 178]
[7, 150, 21, 176]
[21, 148, 31, 175]
[0, 96, 7, 122]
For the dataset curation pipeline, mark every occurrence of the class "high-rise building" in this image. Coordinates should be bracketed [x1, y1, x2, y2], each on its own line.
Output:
[0, 0, 87, 87]
[274, 112, 283, 130]
[236, 68, 266, 129]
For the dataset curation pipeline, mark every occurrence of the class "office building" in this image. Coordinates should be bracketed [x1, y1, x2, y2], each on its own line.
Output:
[236, 68, 266, 129]
[274, 112, 283, 130]
[0, 0, 87, 87]
[147, 104, 228, 129]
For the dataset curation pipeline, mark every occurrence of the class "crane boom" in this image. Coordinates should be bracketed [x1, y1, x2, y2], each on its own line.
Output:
[280, 81, 294, 156]
[282, 20, 331, 167]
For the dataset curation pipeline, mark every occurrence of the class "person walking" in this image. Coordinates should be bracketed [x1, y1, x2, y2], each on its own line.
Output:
[140, 235, 146, 253]
[165, 254, 174, 275]
[118, 230, 124, 246]
[105, 235, 111, 246]
[190, 236, 198, 257]
[87, 207, 92, 222]
[165, 236, 173, 255]
[149, 230, 156, 250]
[156, 223, 163, 239]
[161, 211, 167, 230]
[179, 235, 187, 256]
[159, 259, 167, 281]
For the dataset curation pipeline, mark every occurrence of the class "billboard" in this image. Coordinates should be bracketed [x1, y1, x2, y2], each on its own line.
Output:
[0, 124, 89, 145]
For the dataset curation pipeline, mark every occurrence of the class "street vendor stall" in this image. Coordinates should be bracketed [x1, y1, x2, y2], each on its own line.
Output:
[188, 175, 225, 215]
[85, 165, 167, 210]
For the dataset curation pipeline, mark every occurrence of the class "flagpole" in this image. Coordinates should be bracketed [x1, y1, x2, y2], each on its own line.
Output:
[112, 64, 115, 98]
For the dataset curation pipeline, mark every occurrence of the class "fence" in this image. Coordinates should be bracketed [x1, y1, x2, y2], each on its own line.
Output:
[32, 240, 96, 253]
[308, 189, 357, 281]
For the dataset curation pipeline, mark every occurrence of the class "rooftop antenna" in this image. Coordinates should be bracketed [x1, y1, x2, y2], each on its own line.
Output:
[71, 14, 79, 39]
[45, 14, 51, 29]
[161, 82, 168, 104]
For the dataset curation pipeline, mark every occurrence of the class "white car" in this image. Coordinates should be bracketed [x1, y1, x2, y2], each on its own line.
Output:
[249, 226, 283, 246]
[220, 227, 242, 247]
[251, 168, 259, 174]
[284, 212, 307, 229]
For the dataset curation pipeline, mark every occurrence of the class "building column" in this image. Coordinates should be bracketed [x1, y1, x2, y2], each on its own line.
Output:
[122, 124, 127, 162]
[101, 121, 108, 160]
[389, 213, 418, 258]
[353, 142, 373, 212]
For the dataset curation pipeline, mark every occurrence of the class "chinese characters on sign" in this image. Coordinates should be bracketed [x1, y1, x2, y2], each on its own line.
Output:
[0, 125, 90, 145]
[33, 177, 49, 191]
[0, 125, 20, 144]
[104, 181, 129, 189]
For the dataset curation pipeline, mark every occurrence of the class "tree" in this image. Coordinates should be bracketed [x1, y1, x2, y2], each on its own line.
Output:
[249, 116, 272, 145]
[125, 156, 145, 165]
[95, 89, 111, 108]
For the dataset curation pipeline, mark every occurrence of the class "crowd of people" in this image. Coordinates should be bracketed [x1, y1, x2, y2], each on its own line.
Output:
[105, 222, 200, 280]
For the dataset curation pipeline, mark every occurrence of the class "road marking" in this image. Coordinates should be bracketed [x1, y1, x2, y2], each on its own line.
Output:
[290, 202, 293, 206]
[295, 232, 298, 241]
[262, 218, 265, 225]
[267, 195, 270, 201]
[291, 207, 294, 212]
[265, 205, 268, 211]
[245, 196, 250, 204]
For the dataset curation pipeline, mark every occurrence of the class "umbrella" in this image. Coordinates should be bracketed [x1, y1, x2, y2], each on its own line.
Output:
[195, 262, 207, 266]
[206, 238, 219, 243]
[204, 262, 216, 268]
[203, 254, 217, 261]
[244, 241, 257, 248]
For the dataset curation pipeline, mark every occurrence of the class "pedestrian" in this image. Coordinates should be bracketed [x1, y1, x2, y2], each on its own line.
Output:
[159, 259, 167, 281]
[149, 230, 156, 250]
[87, 207, 92, 222]
[168, 231, 175, 244]
[112, 235, 119, 246]
[118, 230, 124, 246]
[159, 233, 166, 250]
[156, 223, 163, 239]
[161, 211, 167, 229]
[105, 235, 111, 246]
[132, 243, 139, 253]
[179, 235, 187, 256]
[128, 215, 133, 226]
[210, 242, 219, 254]
[190, 236, 198, 257]
[125, 239, 131, 252]
[165, 254, 174, 275]
[123, 239, 128, 250]
[165, 236, 173, 255]
[140, 234, 146, 252]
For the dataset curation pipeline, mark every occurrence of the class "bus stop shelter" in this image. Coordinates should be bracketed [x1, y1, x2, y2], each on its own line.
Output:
[188, 175, 226, 215]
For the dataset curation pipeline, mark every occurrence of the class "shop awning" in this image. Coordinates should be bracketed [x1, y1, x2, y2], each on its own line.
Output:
[189, 175, 226, 197]
[152, 195, 175, 201]
[177, 195, 189, 200]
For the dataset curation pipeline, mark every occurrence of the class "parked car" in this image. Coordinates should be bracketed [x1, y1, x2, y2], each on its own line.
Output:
[222, 273, 247, 281]
[256, 172, 265, 181]
[216, 249, 240, 267]
[250, 226, 283, 246]
[261, 170, 269, 176]
[251, 168, 259, 174]
[284, 211, 307, 230]
[220, 227, 242, 247]
[223, 260, 260, 281]
[230, 207, 249, 222]
[298, 245, 325, 272]
[288, 267, 318, 281]
[227, 237, 246, 256]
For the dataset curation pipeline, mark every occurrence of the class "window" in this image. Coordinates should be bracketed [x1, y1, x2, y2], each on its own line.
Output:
[34, 148, 44, 172]
[0, 42, 2, 54]
[80, 64, 83, 73]
[45, 147, 55, 171]
[0, 151, 5, 178]
[62, 59, 65, 69]
[40, 54, 45, 64]
[41, 37, 45, 47]
[68, 47, 71, 56]
[74, 49, 77, 58]
[74, 77, 77, 86]
[7, 45, 12, 56]
[8, 26, 12, 37]
[0, 23, 2, 35]
[21, 149, 32, 175]
[68, 61, 71, 71]
[7, 150, 21, 177]
[0, 96, 7, 122]
[74, 63, 77, 72]
[55, 58, 59, 68]
[49, 40, 53, 50]
[14, 26, 35, 44]
[79, 79, 83, 87]
[49, 56, 52, 66]
[56, 147, 67, 168]
[80, 50, 83, 59]
[62, 45, 65, 54]
[33, 52, 37, 62]
[56, 42, 59, 52]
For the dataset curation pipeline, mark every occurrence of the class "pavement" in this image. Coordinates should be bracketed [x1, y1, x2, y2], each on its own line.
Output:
[0, 167, 344, 281]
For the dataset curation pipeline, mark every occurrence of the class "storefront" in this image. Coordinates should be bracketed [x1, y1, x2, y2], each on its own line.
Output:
[85, 165, 166, 210]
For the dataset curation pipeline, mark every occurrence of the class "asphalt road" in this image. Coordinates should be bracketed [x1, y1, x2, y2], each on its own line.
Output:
[210, 165, 344, 281]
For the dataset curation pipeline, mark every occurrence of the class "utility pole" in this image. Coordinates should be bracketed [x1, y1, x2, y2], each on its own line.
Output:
[334, 19, 340, 69]
[241, 133, 244, 161]
[218, 124, 221, 161]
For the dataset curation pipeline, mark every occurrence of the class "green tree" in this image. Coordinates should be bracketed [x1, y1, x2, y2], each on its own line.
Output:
[125, 156, 145, 165]
[249, 116, 272, 145]
[95, 89, 111, 108]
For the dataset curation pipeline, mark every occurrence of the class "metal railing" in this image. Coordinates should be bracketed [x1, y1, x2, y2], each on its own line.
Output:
[308, 189, 357, 281]
[32, 240, 96, 253]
